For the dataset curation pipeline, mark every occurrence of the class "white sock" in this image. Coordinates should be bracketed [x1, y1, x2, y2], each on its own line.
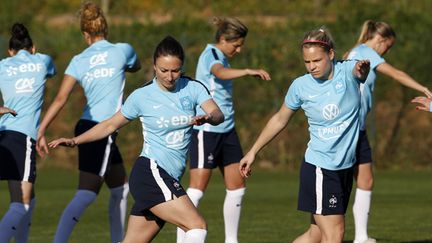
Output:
[176, 188, 204, 243]
[353, 188, 372, 242]
[184, 229, 207, 243]
[0, 202, 29, 242]
[109, 183, 129, 243]
[15, 198, 36, 243]
[224, 188, 245, 243]
[53, 190, 97, 243]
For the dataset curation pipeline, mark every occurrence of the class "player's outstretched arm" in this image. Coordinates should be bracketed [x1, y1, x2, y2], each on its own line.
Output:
[239, 104, 296, 178]
[48, 111, 130, 148]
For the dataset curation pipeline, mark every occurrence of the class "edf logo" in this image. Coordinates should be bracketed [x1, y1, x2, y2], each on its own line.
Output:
[322, 104, 340, 120]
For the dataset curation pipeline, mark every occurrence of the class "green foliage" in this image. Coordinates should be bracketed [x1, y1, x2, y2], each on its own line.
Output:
[1, 0, 432, 169]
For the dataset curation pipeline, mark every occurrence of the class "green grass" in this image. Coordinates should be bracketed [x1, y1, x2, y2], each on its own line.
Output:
[1, 168, 432, 242]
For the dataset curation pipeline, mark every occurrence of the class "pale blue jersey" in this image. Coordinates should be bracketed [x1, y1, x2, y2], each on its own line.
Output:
[66, 40, 139, 123]
[348, 44, 385, 130]
[0, 50, 56, 139]
[194, 44, 234, 133]
[121, 77, 212, 180]
[285, 60, 363, 170]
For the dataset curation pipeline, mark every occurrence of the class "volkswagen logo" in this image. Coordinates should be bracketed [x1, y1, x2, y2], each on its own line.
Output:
[322, 104, 340, 120]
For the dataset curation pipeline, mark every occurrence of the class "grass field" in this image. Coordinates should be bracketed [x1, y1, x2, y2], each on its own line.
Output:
[1, 168, 432, 243]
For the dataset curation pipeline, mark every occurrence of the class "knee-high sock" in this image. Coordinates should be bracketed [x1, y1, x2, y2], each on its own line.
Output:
[184, 229, 207, 243]
[224, 188, 246, 243]
[15, 198, 36, 243]
[109, 183, 129, 243]
[53, 190, 97, 243]
[176, 188, 204, 243]
[353, 188, 372, 242]
[0, 202, 29, 242]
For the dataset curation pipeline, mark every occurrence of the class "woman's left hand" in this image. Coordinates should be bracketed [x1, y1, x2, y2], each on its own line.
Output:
[0, 107, 17, 116]
[411, 96, 432, 112]
[48, 138, 77, 148]
[354, 60, 370, 81]
[190, 115, 211, 126]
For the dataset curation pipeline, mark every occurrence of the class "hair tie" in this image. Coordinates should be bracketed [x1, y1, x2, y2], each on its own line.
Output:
[302, 39, 331, 48]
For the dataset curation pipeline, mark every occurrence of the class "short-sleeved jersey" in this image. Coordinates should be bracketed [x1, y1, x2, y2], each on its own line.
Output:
[66, 40, 139, 123]
[194, 44, 234, 133]
[285, 60, 362, 170]
[0, 50, 56, 139]
[348, 44, 385, 130]
[121, 76, 212, 180]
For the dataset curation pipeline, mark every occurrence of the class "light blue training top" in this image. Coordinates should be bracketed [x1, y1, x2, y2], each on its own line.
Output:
[348, 44, 385, 130]
[194, 44, 234, 133]
[65, 40, 139, 123]
[285, 60, 363, 170]
[0, 50, 56, 139]
[121, 76, 212, 180]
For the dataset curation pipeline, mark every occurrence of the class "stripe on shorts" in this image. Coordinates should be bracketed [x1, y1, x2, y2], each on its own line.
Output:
[23, 136, 32, 182]
[99, 135, 113, 176]
[315, 167, 323, 214]
[197, 130, 205, 168]
[150, 159, 171, 201]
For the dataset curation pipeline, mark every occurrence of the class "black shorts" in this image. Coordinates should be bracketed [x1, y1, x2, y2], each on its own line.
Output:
[0, 131, 37, 183]
[189, 128, 243, 169]
[355, 130, 372, 164]
[74, 119, 123, 177]
[129, 157, 187, 216]
[298, 160, 353, 215]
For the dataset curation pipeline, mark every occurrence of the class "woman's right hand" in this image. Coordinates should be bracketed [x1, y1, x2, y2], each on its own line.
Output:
[48, 138, 77, 148]
[247, 69, 271, 81]
[239, 152, 256, 178]
[36, 134, 49, 158]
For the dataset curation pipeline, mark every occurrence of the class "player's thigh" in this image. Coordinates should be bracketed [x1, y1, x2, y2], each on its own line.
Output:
[8, 180, 33, 203]
[188, 168, 212, 191]
[223, 163, 245, 190]
[123, 215, 162, 243]
[105, 163, 128, 188]
[150, 195, 206, 231]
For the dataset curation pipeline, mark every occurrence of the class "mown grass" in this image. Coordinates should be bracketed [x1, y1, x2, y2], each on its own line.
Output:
[1, 168, 431, 242]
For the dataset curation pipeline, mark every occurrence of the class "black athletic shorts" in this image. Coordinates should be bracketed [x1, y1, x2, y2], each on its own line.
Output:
[0, 130, 37, 183]
[74, 119, 123, 177]
[129, 156, 187, 216]
[189, 128, 243, 169]
[298, 160, 353, 215]
[355, 130, 373, 164]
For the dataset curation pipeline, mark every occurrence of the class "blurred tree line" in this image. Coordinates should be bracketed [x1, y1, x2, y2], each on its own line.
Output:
[1, 0, 431, 170]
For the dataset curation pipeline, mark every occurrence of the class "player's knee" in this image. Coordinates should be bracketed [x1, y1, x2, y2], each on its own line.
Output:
[74, 190, 97, 207]
[9, 202, 29, 216]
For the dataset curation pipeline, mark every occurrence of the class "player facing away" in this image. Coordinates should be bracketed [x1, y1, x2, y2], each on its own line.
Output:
[36, 2, 140, 243]
[0, 23, 56, 242]
[178, 16, 271, 243]
[345, 20, 432, 243]
[239, 27, 370, 243]
[48, 36, 224, 243]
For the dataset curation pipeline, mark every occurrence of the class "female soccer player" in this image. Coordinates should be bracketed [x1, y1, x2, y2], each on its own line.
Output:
[239, 28, 370, 243]
[36, 2, 140, 243]
[48, 36, 224, 243]
[0, 23, 56, 242]
[178, 16, 271, 243]
[345, 20, 431, 243]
